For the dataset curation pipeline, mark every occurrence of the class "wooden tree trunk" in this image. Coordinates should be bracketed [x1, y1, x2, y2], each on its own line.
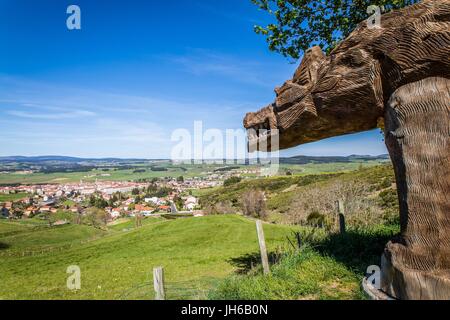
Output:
[381, 77, 450, 300]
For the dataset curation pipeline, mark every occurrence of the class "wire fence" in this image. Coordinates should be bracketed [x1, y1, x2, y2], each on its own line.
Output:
[117, 279, 212, 300]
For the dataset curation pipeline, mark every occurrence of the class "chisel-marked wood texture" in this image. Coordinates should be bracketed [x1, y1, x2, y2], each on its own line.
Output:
[243, 0, 450, 300]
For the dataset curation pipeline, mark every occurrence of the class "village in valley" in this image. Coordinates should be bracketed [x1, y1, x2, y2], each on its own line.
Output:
[0, 155, 387, 226]
[0, 162, 251, 225]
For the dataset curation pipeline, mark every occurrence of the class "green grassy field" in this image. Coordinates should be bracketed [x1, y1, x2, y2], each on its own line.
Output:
[0, 192, 30, 202]
[0, 168, 192, 184]
[0, 163, 216, 184]
[0, 215, 304, 299]
[0, 214, 384, 300]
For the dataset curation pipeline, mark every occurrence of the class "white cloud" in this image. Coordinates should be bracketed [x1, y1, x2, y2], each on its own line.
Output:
[167, 49, 291, 87]
[7, 109, 96, 119]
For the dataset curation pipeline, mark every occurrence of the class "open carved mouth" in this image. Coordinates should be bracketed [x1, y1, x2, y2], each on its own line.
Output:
[247, 120, 273, 144]
[243, 105, 279, 151]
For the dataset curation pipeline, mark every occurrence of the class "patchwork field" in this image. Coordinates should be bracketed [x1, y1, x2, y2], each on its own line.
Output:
[0, 166, 203, 185]
[0, 159, 387, 185]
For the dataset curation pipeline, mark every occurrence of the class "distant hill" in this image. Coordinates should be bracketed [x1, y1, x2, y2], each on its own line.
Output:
[0, 154, 389, 164]
[0, 156, 149, 163]
[279, 154, 389, 164]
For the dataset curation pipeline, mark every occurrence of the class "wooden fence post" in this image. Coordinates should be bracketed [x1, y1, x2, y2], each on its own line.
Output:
[256, 220, 270, 275]
[336, 200, 346, 234]
[153, 266, 165, 300]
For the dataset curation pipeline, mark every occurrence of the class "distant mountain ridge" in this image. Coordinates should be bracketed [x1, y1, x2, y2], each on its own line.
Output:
[0, 154, 390, 164]
[279, 154, 389, 164]
[0, 156, 151, 162]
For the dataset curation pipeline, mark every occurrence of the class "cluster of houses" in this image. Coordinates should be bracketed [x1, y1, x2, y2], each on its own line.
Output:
[1, 195, 66, 219]
[106, 194, 200, 218]
[0, 180, 200, 221]
[1, 180, 150, 198]
[0, 165, 257, 221]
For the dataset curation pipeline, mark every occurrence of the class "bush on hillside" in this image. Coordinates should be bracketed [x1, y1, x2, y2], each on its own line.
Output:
[241, 190, 267, 219]
[286, 180, 384, 229]
[223, 176, 242, 187]
[83, 208, 108, 229]
[306, 211, 331, 229]
[203, 201, 235, 215]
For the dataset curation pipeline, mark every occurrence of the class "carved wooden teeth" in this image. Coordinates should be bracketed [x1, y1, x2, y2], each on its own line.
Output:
[247, 127, 271, 142]
[247, 129, 258, 140]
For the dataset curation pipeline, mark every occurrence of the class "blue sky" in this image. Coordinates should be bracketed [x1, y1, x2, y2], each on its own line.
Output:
[0, 0, 387, 158]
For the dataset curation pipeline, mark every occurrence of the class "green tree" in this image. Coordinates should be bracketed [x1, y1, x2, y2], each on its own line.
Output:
[84, 208, 108, 229]
[145, 183, 158, 196]
[223, 176, 242, 187]
[177, 176, 184, 183]
[155, 187, 173, 198]
[134, 195, 141, 204]
[89, 195, 108, 209]
[173, 195, 184, 211]
[252, 0, 418, 59]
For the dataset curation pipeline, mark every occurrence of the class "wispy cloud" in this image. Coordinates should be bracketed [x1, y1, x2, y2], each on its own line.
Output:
[0, 74, 262, 126]
[7, 109, 96, 120]
[166, 49, 287, 87]
[0, 75, 261, 157]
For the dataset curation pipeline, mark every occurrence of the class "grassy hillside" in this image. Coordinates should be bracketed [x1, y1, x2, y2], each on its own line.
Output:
[200, 165, 400, 300]
[0, 223, 108, 256]
[0, 165, 400, 300]
[210, 222, 398, 300]
[0, 214, 397, 300]
[200, 164, 398, 227]
[0, 215, 301, 299]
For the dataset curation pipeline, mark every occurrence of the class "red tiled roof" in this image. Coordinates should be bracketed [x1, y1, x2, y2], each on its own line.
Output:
[135, 204, 154, 212]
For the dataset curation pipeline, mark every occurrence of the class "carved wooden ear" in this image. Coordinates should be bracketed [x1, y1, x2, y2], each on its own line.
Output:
[274, 86, 282, 96]
[293, 46, 326, 86]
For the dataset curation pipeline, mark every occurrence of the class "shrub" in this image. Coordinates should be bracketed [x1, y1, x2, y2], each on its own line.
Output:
[241, 190, 267, 219]
[223, 176, 242, 187]
[306, 211, 329, 228]
[286, 180, 384, 228]
[203, 201, 235, 215]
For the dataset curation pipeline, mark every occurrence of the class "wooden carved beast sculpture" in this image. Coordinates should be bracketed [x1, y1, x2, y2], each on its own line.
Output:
[243, 0, 450, 299]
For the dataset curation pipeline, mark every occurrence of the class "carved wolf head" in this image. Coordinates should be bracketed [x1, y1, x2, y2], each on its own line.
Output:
[244, 43, 384, 151]
[243, 0, 449, 151]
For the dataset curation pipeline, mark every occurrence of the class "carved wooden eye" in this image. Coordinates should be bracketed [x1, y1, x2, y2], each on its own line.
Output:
[339, 51, 365, 68]
[275, 82, 308, 111]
